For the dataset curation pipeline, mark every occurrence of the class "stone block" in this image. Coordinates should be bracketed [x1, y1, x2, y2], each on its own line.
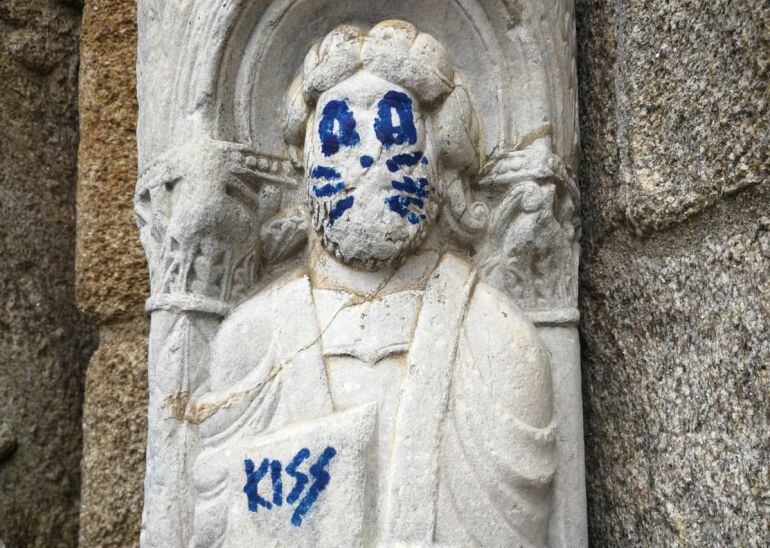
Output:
[577, 2, 769, 542]
[580, 201, 770, 544]
[76, 0, 147, 322]
[79, 318, 148, 548]
[618, 0, 766, 232]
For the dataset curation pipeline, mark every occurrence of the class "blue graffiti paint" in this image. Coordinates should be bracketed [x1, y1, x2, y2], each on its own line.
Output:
[270, 460, 283, 507]
[386, 151, 423, 173]
[360, 155, 374, 168]
[420, 156, 429, 165]
[318, 100, 360, 157]
[311, 165, 342, 180]
[291, 446, 337, 527]
[285, 448, 310, 505]
[386, 175, 432, 225]
[243, 446, 338, 527]
[328, 196, 354, 225]
[391, 175, 431, 198]
[243, 458, 272, 511]
[312, 182, 345, 197]
[374, 91, 417, 148]
[385, 195, 427, 225]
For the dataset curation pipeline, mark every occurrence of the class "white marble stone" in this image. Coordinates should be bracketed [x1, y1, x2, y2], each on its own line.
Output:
[134, 4, 584, 546]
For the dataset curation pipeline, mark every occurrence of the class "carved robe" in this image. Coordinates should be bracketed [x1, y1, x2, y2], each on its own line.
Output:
[190, 253, 555, 547]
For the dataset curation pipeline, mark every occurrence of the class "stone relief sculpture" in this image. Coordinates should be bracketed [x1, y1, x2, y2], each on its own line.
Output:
[134, 2, 584, 547]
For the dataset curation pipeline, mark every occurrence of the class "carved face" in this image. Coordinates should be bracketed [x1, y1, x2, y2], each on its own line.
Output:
[305, 72, 439, 270]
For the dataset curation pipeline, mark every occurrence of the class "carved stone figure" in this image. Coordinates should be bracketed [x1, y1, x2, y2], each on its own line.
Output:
[135, 3, 584, 547]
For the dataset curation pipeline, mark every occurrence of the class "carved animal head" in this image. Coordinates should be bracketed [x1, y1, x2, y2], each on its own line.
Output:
[283, 20, 485, 270]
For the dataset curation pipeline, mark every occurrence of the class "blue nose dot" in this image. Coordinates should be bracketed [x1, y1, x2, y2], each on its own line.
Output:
[360, 155, 374, 168]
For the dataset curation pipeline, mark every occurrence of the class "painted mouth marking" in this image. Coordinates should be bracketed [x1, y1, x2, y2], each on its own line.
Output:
[386, 151, 424, 173]
[386, 175, 433, 225]
[328, 196, 354, 226]
[311, 166, 345, 197]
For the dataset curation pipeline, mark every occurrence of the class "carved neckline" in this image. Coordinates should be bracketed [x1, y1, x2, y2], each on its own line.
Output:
[312, 287, 423, 365]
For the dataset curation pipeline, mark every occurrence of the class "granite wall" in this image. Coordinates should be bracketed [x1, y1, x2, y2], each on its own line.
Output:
[0, 1, 96, 546]
[577, 0, 769, 544]
[75, 0, 148, 546]
[67, 0, 769, 546]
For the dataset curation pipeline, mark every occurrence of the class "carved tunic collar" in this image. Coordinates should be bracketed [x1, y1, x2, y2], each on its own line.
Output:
[313, 288, 422, 364]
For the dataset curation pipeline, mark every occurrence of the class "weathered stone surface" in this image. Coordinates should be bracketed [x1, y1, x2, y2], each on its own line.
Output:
[578, 0, 769, 239]
[76, 0, 147, 322]
[79, 318, 148, 548]
[574, 0, 623, 244]
[580, 192, 770, 545]
[0, 1, 96, 546]
[617, 0, 768, 233]
[577, 0, 770, 544]
[75, 1, 149, 547]
[0, 424, 17, 462]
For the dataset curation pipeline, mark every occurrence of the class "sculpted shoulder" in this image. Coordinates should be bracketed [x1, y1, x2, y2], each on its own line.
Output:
[462, 277, 554, 428]
[210, 268, 317, 390]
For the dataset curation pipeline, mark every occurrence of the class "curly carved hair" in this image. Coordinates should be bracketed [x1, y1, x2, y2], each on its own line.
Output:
[283, 20, 483, 180]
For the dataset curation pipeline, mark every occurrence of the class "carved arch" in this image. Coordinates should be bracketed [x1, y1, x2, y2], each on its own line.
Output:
[138, 0, 577, 167]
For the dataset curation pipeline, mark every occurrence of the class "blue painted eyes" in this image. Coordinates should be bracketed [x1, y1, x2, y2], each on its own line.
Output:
[374, 90, 417, 148]
[314, 91, 429, 226]
[318, 91, 417, 157]
[318, 100, 360, 157]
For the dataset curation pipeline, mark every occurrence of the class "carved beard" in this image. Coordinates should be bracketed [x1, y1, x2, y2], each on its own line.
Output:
[309, 187, 438, 271]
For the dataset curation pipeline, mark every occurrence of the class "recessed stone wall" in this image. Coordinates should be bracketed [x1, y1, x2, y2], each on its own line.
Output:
[0, 1, 96, 546]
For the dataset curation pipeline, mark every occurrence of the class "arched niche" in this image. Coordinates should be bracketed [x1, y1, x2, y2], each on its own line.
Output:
[171, 0, 570, 163]
[133, 1, 585, 545]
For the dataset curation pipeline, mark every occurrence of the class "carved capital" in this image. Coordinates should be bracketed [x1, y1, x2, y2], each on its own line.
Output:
[134, 137, 293, 312]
